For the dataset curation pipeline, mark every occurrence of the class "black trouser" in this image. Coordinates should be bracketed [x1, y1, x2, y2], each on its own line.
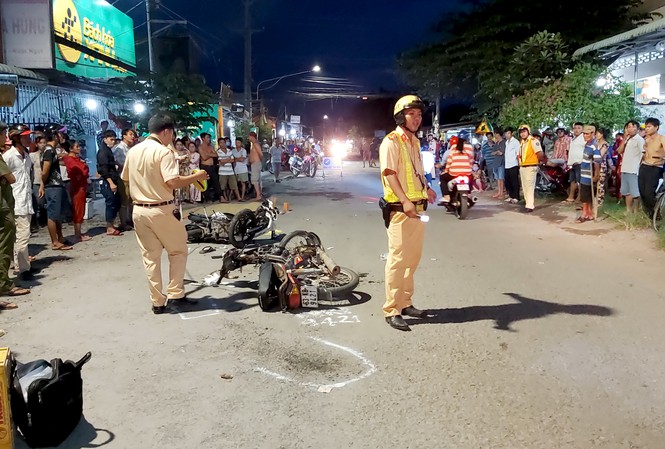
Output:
[202, 165, 221, 201]
[505, 166, 520, 200]
[439, 173, 455, 197]
[638, 164, 664, 217]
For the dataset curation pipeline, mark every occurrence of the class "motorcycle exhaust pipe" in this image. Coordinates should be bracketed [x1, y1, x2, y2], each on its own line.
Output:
[472, 196, 479, 203]
[317, 249, 341, 277]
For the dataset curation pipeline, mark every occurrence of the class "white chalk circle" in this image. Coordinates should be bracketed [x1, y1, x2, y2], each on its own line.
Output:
[256, 337, 376, 392]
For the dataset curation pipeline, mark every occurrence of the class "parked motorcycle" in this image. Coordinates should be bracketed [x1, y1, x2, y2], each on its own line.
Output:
[214, 230, 359, 310]
[288, 153, 318, 177]
[536, 162, 570, 195]
[185, 199, 279, 248]
[440, 175, 477, 219]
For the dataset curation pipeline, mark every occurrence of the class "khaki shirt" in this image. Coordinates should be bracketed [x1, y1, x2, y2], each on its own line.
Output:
[121, 136, 179, 204]
[379, 127, 425, 199]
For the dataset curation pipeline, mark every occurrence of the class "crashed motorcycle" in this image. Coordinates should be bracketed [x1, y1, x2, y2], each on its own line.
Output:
[440, 175, 477, 219]
[214, 230, 359, 310]
[185, 199, 279, 248]
[536, 162, 570, 195]
[288, 153, 318, 178]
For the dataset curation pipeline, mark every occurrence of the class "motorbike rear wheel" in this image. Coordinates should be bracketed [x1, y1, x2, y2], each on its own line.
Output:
[316, 267, 359, 297]
[457, 194, 469, 220]
[228, 209, 256, 248]
[652, 193, 665, 232]
[278, 230, 322, 252]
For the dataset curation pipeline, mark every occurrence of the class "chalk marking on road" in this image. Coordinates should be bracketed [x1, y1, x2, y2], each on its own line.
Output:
[255, 337, 377, 392]
[178, 310, 221, 320]
[295, 307, 361, 327]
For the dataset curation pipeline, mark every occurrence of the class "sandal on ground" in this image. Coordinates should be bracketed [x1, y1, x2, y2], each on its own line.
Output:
[199, 246, 216, 255]
[28, 256, 37, 263]
[0, 301, 18, 309]
[562, 199, 575, 204]
[76, 235, 92, 242]
[106, 229, 124, 236]
[575, 216, 588, 223]
[4, 287, 29, 297]
[52, 244, 73, 250]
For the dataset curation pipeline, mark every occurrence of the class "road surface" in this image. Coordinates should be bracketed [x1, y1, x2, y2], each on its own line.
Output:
[2, 161, 664, 449]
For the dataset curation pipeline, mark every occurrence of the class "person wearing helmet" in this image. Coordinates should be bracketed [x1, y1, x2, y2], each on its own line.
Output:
[439, 131, 474, 203]
[0, 121, 30, 299]
[4, 124, 36, 282]
[379, 95, 437, 331]
[518, 124, 546, 212]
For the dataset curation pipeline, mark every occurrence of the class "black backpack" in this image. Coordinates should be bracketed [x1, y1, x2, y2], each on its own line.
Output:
[10, 352, 92, 448]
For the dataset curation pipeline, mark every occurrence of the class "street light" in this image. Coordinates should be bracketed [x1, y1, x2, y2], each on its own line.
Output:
[255, 65, 322, 104]
[323, 115, 329, 120]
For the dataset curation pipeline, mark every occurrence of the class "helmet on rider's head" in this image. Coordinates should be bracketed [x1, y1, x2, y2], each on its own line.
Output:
[457, 130, 470, 141]
[393, 95, 426, 127]
[7, 124, 32, 141]
[44, 123, 63, 141]
[448, 136, 459, 148]
[518, 124, 531, 134]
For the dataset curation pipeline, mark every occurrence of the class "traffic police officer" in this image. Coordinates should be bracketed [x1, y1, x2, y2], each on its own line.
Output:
[121, 114, 208, 314]
[518, 124, 545, 213]
[380, 95, 437, 331]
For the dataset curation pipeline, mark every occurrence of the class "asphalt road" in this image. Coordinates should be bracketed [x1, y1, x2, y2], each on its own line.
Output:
[2, 161, 664, 449]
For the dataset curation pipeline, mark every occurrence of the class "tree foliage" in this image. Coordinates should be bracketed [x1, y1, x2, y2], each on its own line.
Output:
[236, 120, 273, 143]
[398, 0, 649, 118]
[498, 64, 642, 131]
[113, 73, 217, 133]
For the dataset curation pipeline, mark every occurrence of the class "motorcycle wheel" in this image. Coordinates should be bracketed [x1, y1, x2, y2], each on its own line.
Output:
[308, 161, 317, 177]
[186, 227, 205, 243]
[457, 195, 469, 220]
[317, 267, 360, 297]
[228, 209, 256, 249]
[290, 165, 301, 177]
[278, 230, 322, 252]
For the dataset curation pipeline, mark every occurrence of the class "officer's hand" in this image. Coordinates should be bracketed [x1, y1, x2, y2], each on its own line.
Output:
[427, 188, 437, 204]
[402, 200, 419, 219]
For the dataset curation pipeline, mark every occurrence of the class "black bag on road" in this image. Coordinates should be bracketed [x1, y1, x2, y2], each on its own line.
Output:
[11, 352, 92, 448]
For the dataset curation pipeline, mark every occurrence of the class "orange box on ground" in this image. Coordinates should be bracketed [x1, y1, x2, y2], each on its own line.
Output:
[0, 348, 13, 449]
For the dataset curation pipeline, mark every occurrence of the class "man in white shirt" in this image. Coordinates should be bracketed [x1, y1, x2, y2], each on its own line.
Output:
[4, 125, 35, 281]
[233, 138, 249, 201]
[616, 120, 645, 213]
[504, 127, 521, 204]
[217, 139, 240, 202]
[564, 122, 585, 202]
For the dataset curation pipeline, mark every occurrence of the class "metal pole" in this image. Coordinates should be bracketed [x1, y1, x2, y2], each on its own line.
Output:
[244, 0, 253, 121]
[146, 0, 155, 73]
[634, 51, 639, 102]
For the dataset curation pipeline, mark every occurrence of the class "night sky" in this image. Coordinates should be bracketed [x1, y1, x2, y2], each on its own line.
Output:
[112, 0, 465, 126]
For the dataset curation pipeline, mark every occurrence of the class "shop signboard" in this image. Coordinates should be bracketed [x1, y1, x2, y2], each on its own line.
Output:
[1, 0, 54, 69]
[52, 0, 136, 79]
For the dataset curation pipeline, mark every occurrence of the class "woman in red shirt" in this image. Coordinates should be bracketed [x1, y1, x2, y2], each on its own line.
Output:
[64, 140, 91, 242]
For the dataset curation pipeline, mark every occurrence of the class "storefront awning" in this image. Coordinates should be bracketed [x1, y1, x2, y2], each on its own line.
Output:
[0, 63, 47, 82]
[574, 18, 665, 59]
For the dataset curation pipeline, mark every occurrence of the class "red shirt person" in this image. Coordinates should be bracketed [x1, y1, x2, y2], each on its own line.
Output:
[64, 140, 91, 242]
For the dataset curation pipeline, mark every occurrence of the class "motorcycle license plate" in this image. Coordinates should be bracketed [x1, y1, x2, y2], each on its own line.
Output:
[300, 285, 319, 308]
[457, 185, 470, 191]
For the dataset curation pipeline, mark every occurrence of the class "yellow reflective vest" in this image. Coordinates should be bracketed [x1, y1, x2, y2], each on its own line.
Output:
[382, 131, 428, 203]
[520, 137, 542, 166]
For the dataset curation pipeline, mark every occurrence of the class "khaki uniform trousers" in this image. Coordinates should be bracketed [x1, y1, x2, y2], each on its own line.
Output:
[14, 215, 31, 273]
[133, 204, 188, 307]
[520, 166, 539, 210]
[0, 209, 15, 293]
[383, 212, 425, 317]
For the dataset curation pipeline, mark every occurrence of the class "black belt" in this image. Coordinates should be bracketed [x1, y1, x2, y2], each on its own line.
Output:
[133, 200, 174, 208]
[388, 200, 427, 212]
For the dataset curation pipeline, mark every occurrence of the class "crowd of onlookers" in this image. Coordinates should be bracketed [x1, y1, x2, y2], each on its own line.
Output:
[417, 119, 665, 221]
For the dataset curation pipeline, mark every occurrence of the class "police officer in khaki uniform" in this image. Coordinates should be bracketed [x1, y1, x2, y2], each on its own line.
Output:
[121, 114, 209, 314]
[380, 95, 437, 331]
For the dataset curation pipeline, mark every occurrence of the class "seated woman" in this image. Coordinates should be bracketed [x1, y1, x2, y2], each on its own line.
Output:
[440, 135, 474, 203]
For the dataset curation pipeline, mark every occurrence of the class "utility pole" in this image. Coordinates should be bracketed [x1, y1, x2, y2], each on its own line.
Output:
[146, 0, 155, 72]
[244, 0, 253, 121]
